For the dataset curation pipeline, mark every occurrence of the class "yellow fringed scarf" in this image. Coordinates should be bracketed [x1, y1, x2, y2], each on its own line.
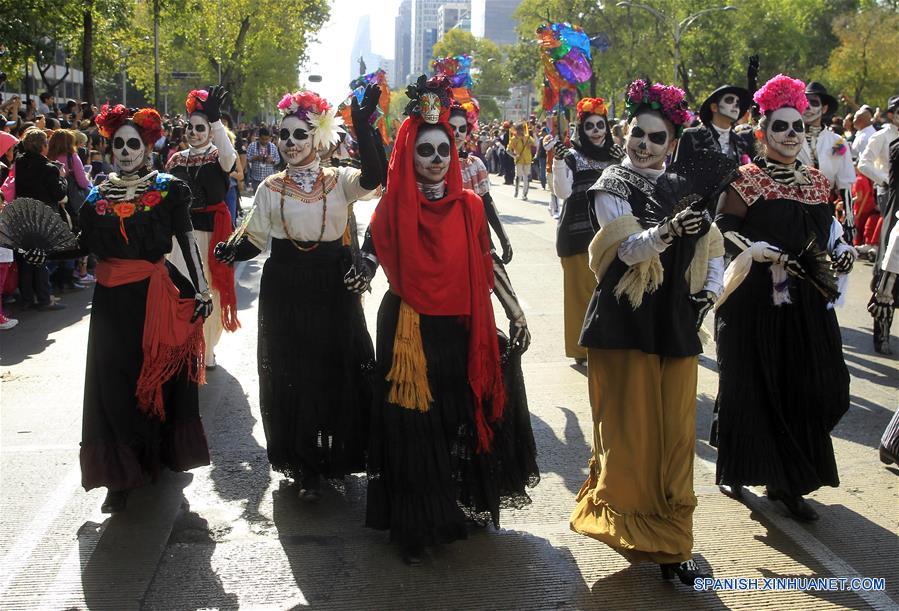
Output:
[386, 300, 433, 411]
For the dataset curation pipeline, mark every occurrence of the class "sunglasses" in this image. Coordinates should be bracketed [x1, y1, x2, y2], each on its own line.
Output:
[416, 142, 451, 158]
[113, 136, 142, 150]
[771, 119, 805, 133]
[630, 126, 668, 145]
[279, 127, 309, 141]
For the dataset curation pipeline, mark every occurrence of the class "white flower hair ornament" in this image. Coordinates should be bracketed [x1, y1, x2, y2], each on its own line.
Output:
[276, 89, 344, 151]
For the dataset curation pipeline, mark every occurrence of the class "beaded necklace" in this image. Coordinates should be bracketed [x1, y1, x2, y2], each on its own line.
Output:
[279, 170, 333, 252]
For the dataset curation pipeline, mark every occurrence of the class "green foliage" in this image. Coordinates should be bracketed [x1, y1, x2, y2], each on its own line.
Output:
[825, 7, 899, 107]
[431, 29, 509, 97]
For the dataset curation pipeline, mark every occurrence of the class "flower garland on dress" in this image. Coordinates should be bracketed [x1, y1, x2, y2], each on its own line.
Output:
[277, 90, 343, 152]
[624, 79, 692, 136]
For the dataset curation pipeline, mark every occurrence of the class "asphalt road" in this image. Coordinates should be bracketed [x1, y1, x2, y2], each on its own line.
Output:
[1, 176, 897, 610]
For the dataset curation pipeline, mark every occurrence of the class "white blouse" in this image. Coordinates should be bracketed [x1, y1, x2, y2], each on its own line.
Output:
[243, 163, 371, 249]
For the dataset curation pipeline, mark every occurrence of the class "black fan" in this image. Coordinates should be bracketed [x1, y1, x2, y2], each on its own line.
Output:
[669, 148, 741, 214]
[795, 234, 841, 302]
[0, 198, 79, 252]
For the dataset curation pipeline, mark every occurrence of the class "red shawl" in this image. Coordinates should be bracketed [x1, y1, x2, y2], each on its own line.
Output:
[371, 116, 505, 451]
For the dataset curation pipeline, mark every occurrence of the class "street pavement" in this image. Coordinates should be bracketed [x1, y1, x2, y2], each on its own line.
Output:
[1, 176, 897, 610]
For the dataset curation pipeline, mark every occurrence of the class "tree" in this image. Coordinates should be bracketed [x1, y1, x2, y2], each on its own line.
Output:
[825, 7, 899, 106]
[431, 29, 509, 97]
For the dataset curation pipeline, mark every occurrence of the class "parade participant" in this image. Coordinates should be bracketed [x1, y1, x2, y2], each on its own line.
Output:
[25, 104, 213, 513]
[711, 75, 853, 522]
[552, 97, 622, 365]
[166, 86, 239, 369]
[508, 121, 534, 200]
[675, 85, 753, 164]
[569, 79, 721, 586]
[798, 82, 855, 230]
[356, 76, 535, 564]
[867, 133, 899, 356]
[213, 86, 382, 500]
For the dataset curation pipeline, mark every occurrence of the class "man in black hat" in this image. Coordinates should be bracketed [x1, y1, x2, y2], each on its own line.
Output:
[674, 85, 753, 166]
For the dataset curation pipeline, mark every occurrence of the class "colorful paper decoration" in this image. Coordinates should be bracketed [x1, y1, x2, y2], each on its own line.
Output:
[338, 69, 392, 145]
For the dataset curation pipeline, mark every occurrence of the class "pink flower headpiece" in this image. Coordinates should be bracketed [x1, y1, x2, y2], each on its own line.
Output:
[277, 90, 331, 120]
[277, 90, 343, 151]
[185, 89, 209, 115]
[753, 74, 808, 115]
[624, 79, 692, 136]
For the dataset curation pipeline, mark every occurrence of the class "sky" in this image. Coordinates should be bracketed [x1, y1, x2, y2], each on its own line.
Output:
[304, 0, 402, 104]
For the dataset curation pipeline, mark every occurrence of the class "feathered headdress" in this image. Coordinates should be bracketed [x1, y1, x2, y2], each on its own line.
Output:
[276, 90, 344, 151]
[624, 79, 692, 136]
[403, 75, 453, 123]
[576, 97, 608, 120]
[753, 74, 808, 115]
[95, 104, 163, 145]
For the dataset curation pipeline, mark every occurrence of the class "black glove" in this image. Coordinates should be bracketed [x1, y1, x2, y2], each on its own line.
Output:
[214, 240, 237, 265]
[747, 54, 760, 84]
[344, 260, 374, 294]
[202, 85, 227, 123]
[20, 248, 47, 265]
[351, 83, 381, 128]
[553, 141, 569, 160]
[689, 290, 716, 331]
[509, 317, 531, 354]
[831, 248, 855, 273]
[191, 291, 214, 323]
[501, 241, 513, 265]
[666, 208, 709, 239]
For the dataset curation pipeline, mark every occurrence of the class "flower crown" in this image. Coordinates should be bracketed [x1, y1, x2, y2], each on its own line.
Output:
[185, 89, 209, 115]
[403, 74, 453, 122]
[577, 97, 608, 120]
[277, 90, 343, 151]
[624, 79, 692, 136]
[96, 104, 163, 145]
[754, 74, 808, 115]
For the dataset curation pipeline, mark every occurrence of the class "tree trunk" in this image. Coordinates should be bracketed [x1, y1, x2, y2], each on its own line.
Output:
[82, 2, 95, 105]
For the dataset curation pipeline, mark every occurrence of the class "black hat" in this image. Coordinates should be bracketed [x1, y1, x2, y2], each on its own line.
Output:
[699, 85, 751, 125]
[804, 82, 838, 116]
[887, 95, 899, 113]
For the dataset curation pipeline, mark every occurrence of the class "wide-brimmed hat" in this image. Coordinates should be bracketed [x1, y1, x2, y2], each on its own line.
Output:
[699, 85, 751, 124]
[804, 82, 838, 116]
[887, 95, 899, 113]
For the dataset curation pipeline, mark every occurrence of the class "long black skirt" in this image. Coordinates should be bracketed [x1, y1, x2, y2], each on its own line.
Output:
[365, 292, 538, 549]
[80, 262, 209, 492]
[258, 239, 374, 484]
[711, 266, 850, 496]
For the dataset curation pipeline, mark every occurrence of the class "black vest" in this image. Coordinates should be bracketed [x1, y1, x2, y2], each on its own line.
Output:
[556, 151, 616, 257]
[579, 165, 702, 357]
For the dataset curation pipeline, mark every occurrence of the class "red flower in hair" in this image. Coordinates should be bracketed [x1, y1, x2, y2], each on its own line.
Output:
[132, 108, 163, 145]
[95, 104, 130, 139]
[185, 89, 209, 115]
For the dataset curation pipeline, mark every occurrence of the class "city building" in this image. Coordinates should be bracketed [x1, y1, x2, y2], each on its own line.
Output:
[437, 2, 471, 36]
[394, 0, 412, 87]
[410, 0, 443, 78]
[471, 0, 524, 45]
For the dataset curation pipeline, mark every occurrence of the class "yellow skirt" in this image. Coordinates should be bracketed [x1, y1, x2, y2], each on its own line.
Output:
[570, 348, 698, 564]
[560, 253, 594, 360]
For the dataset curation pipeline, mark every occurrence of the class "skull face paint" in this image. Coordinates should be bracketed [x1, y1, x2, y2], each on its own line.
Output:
[625, 112, 673, 169]
[802, 94, 823, 126]
[413, 127, 451, 184]
[420, 92, 442, 124]
[278, 116, 314, 166]
[186, 113, 211, 148]
[582, 113, 606, 147]
[448, 114, 469, 152]
[714, 93, 741, 122]
[765, 106, 805, 160]
[112, 124, 147, 174]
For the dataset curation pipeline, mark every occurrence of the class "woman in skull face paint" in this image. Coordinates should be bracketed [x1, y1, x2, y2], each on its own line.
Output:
[551, 97, 623, 365]
[213, 86, 382, 500]
[166, 87, 240, 370]
[711, 75, 852, 522]
[570, 80, 724, 586]
[37, 104, 214, 513]
[356, 76, 537, 564]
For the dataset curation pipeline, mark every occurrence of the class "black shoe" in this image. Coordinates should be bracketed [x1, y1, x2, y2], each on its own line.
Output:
[874, 342, 893, 355]
[880, 445, 898, 466]
[401, 544, 423, 566]
[766, 488, 819, 521]
[718, 484, 744, 500]
[297, 474, 321, 502]
[101, 489, 129, 514]
[574, 358, 587, 366]
[660, 558, 711, 586]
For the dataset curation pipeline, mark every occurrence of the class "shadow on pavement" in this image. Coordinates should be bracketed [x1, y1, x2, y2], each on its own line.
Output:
[498, 213, 543, 226]
[1, 286, 92, 366]
[531, 408, 592, 495]
[235, 259, 262, 312]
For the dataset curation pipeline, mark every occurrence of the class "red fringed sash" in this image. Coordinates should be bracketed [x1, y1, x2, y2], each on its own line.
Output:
[198, 202, 240, 331]
[96, 258, 206, 421]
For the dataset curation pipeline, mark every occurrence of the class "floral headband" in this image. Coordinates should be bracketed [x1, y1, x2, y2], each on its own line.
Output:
[185, 89, 208, 115]
[753, 74, 808, 115]
[576, 97, 608, 120]
[625, 79, 692, 136]
[276, 90, 343, 151]
[95, 104, 163, 145]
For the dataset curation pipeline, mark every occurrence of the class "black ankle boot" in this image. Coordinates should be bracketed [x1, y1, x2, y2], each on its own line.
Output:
[659, 558, 711, 586]
[101, 489, 129, 514]
[766, 488, 819, 521]
[401, 544, 423, 566]
[297, 474, 322, 502]
[879, 445, 897, 466]
[718, 484, 744, 500]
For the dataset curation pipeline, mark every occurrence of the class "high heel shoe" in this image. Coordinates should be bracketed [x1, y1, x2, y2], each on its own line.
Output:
[659, 558, 711, 586]
[766, 488, 819, 521]
[101, 489, 129, 514]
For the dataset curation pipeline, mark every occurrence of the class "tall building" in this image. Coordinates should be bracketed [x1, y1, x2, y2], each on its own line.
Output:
[471, 0, 523, 45]
[394, 0, 412, 87]
[437, 1, 470, 36]
[351, 15, 388, 81]
[410, 0, 443, 78]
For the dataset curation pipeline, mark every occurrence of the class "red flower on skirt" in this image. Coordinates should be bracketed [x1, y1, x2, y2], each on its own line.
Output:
[141, 190, 162, 207]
